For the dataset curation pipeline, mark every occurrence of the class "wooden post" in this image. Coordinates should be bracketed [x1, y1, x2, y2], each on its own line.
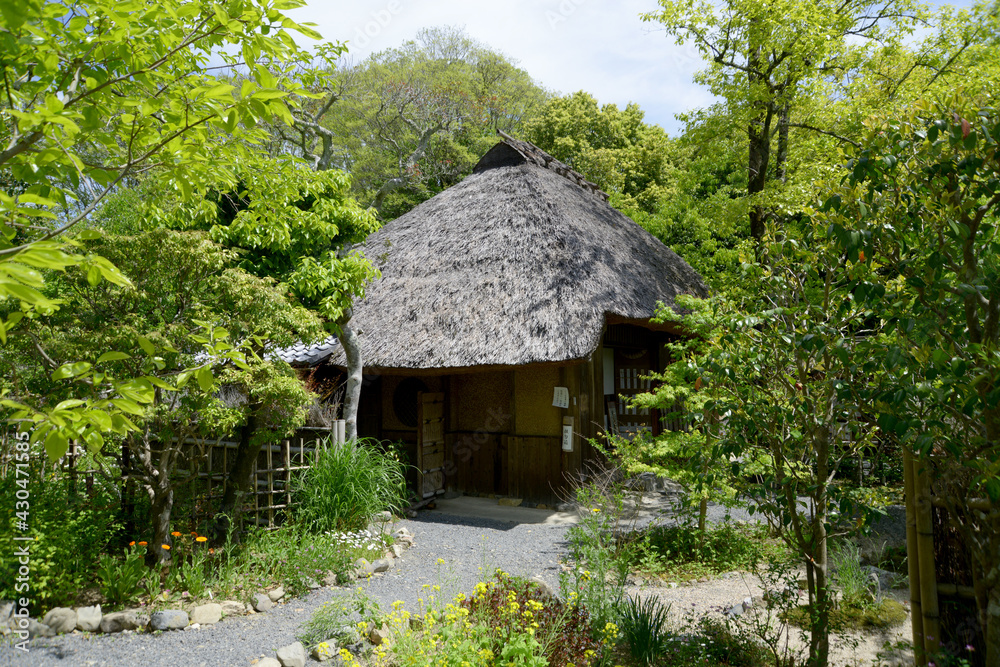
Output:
[914, 453, 941, 659]
[285, 439, 291, 519]
[904, 447, 926, 665]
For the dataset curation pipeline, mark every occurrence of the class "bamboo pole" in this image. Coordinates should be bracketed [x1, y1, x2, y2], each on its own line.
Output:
[914, 455, 941, 659]
[904, 447, 926, 665]
[267, 439, 274, 528]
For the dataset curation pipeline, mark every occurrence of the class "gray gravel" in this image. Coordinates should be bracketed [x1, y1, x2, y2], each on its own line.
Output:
[0, 498, 906, 667]
[0, 511, 572, 667]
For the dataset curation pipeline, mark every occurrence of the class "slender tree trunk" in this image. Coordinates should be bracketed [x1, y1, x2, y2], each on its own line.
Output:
[216, 409, 261, 540]
[339, 313, 363, 441]
[147, 482, 174, 567]
[808, 424, 832, 667]
[746, 42, 774, 250]
[775, 103, 790, 183]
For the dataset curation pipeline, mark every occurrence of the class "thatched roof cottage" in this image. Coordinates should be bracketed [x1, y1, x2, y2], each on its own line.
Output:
[288, 133, 709, 505]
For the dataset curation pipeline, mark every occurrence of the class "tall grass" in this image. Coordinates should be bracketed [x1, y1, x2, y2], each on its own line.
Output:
[293, 437, 409, 532]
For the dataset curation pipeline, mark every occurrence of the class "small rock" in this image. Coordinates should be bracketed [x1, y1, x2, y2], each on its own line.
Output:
[257, 659, 282, 667]
[498, 497, 522, 507]
[253, 593, 273, 612]
[391, 544, 404, 558]
[529, 576, 560, 602]
[373, 510, 392, 523]
[0, 601, 13, 623]
[669, 582, 678, 588]
[220, 600, 248, 617]
[369, 624, 390, 646]
[184, 623, 201, 631]
[190, 603, 222, 625]
[698, 577, 709, 583]
[322, 572, 339, 587]
[371, 558, 392, 573]
[304, 577, 321, 590]
[556, 502, 574, 512]
[724, 604, 744, 618]
[312, 639, 338, 661]
[42, 607, 77, 634]
[405, 509, 417, 518]
[25, 618, 56, 638]
[742, 596, 754, 612]
[76, 605, 102, 632]
[267, 587, 285, 603]
[100, 611, 142, 633]
[276, 640, 307, 667]
[149, 610, 188, 631]
[394, 526, 411, 537]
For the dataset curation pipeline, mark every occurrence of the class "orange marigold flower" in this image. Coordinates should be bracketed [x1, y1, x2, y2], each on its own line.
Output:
[191, 531, 198, 536]
[138, 541, 148, 546]
[195, 536, 208, 543]
[129, 541, 136, 546]
[171, 531, 182, 537]
[162, 544, 171, 550]
[209, 548, 215, 554]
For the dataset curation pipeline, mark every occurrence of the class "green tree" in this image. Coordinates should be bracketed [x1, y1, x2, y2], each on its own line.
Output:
[642, 0, 926, 250]
[819, 98, 1000, 664]
[142, 154, 379, 518]
[525, 91, 676, 214]
[296, 26, 548, 218]
[0, 0, 325, 458]
[2, 227, 323, 561]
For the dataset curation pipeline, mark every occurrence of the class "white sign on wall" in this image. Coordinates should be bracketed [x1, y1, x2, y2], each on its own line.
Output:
[552, 386, 569, 408]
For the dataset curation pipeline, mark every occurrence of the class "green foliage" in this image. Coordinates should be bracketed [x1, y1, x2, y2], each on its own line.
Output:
[618, 594, 672, 666]
[525, 91, 676, 213]
[292, 438, 409, 533]
[149, 156, 380, 324]
[97, 545, 147, 606]
[830, 541, 879, 609]
[298, 589, 384, 650]
[464, 571, 604, 667]
[0, 0, 332, 457]
[559, 475, 632, 631]
[0, 452, 119, 614]
[784, 599, 907, 631]
[625, 523, 792, 581]
[314, 26, 549, 216]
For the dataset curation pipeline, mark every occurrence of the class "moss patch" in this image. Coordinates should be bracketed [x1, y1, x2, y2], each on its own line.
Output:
[783, 599, 908, 631]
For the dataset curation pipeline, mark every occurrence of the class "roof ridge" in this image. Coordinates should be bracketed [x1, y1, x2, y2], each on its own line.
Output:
[496, 130, 610, 202]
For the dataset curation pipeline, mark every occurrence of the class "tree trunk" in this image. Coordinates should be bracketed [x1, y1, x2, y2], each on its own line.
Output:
[775, 103, 790, 183]
[339, 314, 363, 441]
[146, 477, 174, 567]
[808, 425, 832, 667]
[216, 409, 261, 540]
[987, 585, 1000, 667]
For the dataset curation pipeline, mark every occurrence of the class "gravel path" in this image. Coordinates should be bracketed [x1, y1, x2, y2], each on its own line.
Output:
[0, 498, 909, 667]
[1, 511, 573, 667]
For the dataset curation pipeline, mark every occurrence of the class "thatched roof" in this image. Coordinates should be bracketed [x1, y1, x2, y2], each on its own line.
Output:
[321, 133, 708, 371]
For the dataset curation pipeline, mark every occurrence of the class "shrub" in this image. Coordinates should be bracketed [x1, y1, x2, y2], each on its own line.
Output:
[626, 521, 790, 581]
[0, 457, 119, 614]
[463, 570, 606, 667]
[293, 438, 409, 533]
[97, 545, 147, 606]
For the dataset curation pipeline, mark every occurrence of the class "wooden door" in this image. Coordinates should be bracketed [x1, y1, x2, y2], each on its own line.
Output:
[416, 392, 445, 499]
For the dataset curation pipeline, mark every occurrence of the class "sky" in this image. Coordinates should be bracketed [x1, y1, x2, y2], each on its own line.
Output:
[286, 0, 977, 137]
[286, 0, 714, 136]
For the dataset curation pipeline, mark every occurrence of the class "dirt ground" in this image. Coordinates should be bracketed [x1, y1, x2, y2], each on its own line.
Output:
[628, 571, 913, 666]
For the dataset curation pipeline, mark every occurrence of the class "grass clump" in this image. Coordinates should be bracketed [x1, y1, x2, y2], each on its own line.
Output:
[294, 437, 409, 533]
[625, 521, 791, 581]
[783, 598, 908, 630]
[617, 593, 672, 665]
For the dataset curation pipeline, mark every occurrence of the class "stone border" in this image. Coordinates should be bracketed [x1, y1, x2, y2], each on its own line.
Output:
[2, 525, 414, 648]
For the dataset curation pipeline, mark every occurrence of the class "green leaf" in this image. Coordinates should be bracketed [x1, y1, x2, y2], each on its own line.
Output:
[44, 429, 69, 461]
[137, 335, 155, 356]
[196, 366, 215, 392]
[97, 351, 131, 363]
